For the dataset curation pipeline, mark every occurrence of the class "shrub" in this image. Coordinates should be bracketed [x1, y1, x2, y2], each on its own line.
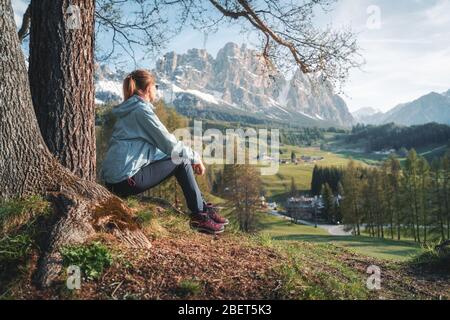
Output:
[125, 197, 140, 208]
[60, 242, 113, 280]
[0, 195, 51, 236]
[412, 243, 450, 274]
[0, 196, 51, 288]
[175, 279, 202, 298]
[0, 234, 33, 266]
[136, 209, 153, 227]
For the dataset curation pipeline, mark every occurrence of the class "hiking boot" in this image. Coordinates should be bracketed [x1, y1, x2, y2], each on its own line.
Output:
[190, 213, 225, 235]
[204, 203, 229, 225]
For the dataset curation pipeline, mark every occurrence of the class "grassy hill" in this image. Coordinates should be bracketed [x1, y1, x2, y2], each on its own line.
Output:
[2, 196, 449, 300]
[322, 124, 450, 165]
[259, 214, 422, 262]
[325, 141, 449, 166]
[260, 145, 365, 202]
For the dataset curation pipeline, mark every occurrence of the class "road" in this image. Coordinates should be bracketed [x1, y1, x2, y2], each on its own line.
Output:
[269, 210, 352, 236]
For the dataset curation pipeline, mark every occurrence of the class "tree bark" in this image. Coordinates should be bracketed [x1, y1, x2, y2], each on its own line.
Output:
[1, 0, 150, 288]
[29, 0, 96, 181]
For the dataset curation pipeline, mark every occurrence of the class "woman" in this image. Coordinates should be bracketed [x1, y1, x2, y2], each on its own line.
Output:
[101, 69, 228, 235]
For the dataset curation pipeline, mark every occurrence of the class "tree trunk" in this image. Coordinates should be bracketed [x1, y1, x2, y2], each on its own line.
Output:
[435, 172, 445, 240]
[29, 0, 96, 181]
[396, 197, 401, 241]
[0, 0, 150, 288]
[388, 200, 393, 239]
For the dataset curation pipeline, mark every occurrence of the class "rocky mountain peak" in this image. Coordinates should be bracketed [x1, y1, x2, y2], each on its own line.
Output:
[95, 64, 125, 82]
[97, 42, 355, 126]
[154, 42, 355, 126]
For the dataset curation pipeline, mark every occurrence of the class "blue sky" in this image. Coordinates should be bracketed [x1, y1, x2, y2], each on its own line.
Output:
[12, 0, 450, 112]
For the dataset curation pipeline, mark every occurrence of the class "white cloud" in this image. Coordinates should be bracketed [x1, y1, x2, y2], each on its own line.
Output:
[332, 0, 450, 111]
[424, 0, 450, 25]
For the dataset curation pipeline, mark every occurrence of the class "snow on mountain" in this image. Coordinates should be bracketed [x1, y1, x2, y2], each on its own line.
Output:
[95, 64, 124, 105]
[353, 107, 380, 118]
[352, 107, 383, 124]
[443, 89, 450, 99]
[155, 43, 354, 126]
[95, 43, 355, 127]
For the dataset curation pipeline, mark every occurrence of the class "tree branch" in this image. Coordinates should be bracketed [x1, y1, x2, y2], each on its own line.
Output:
[236, 0, 310, 73]
[208, 0, 247, 19]
[93, 0, 361, 87]
[18, 4, 31, 43]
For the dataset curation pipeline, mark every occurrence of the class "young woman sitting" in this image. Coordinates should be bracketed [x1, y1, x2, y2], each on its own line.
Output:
[101, 69, 228, 234]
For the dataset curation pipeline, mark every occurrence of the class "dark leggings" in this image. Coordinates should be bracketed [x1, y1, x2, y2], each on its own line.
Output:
[105, 157, 204, 214]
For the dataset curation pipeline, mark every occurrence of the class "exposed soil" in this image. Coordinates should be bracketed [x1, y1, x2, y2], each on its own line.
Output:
[7, 232, 285, 300]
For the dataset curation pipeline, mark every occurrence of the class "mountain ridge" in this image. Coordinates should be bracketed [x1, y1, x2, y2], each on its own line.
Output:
[352, 90, 450, 126]
[352, 107, 382, 124]
[95, 42, 355, 127]
[155, 42, 354, 127]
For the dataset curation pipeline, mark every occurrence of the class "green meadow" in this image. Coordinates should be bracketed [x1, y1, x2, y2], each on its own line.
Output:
[259, 214, 423, 262]
[260, 145, 365, 201]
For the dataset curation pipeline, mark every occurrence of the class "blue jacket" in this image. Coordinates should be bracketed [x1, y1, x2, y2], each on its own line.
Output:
[101, 95, 200, 184]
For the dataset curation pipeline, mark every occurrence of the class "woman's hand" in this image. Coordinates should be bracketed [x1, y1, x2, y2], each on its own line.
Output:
[192, 160, 206, 176]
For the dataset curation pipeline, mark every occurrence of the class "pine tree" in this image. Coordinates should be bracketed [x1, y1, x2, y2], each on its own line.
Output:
[290, 177, 298, 197]
[321, 183, 335, 223]
[311, 165, 320, 195]
[291, 151, 297, 163]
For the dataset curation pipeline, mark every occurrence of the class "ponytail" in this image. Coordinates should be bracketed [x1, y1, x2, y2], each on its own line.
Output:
[122, 69, 155, 102]
[123, 75, 137, 101]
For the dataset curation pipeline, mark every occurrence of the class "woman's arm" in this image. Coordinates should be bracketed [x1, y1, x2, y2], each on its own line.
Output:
[136, 106, 201, 164]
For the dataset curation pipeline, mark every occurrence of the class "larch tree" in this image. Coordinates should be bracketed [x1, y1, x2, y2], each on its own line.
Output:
[404, 150, 421, 243]
[229, 164, 262, 233]
[441, 153, 450, 239]
[431, 159, 446, 241]
[387, 155, 403, 240]
[361, 168, 377, 237]
[382, 160, 395, 239]
[417, 157, 430, 243]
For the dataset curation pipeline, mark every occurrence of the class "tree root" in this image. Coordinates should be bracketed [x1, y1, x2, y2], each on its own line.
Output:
[35, 181, 151, 288]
